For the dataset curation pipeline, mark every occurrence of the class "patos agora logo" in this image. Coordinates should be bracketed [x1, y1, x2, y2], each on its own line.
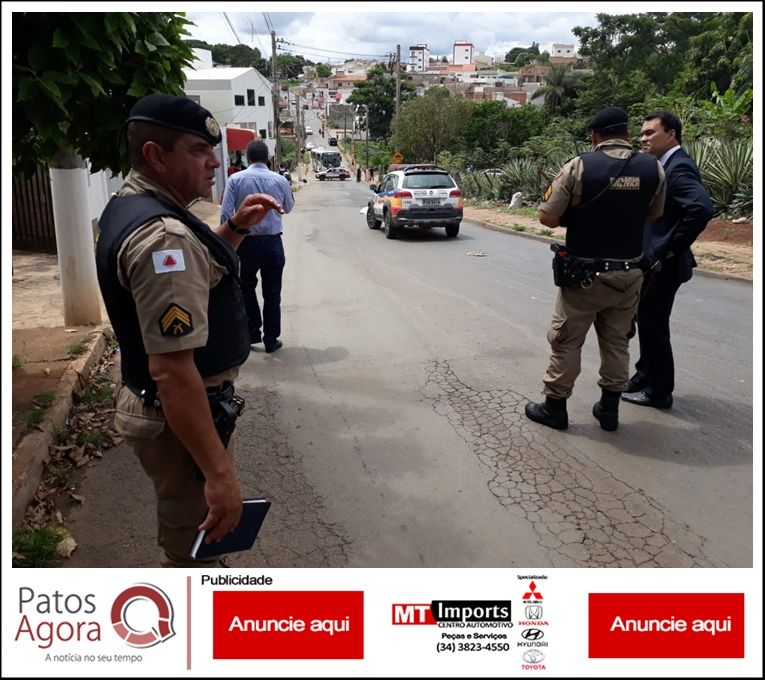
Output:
[111, 584, 175, 648]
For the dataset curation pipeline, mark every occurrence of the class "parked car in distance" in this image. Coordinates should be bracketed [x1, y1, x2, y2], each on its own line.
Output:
[305, 126, 313, 135]
[366, 164, 463, 239]
[328, 136, 338, 146]
[483, 168, 506, 177]
[317, 166, 351, 181]
[305, 141, 316, 151]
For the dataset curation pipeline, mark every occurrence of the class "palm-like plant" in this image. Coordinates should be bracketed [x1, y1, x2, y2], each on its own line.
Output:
[685, 138, 753, 217]
[530, 64, 577, 113]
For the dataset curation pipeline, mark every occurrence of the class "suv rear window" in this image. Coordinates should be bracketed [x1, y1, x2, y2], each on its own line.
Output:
[402, 173, 456, 189]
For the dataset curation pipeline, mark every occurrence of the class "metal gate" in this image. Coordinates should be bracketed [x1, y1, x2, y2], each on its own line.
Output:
[12, 166, 57, 253]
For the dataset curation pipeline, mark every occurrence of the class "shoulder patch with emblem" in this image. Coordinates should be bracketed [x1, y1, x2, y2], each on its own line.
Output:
[543, 184, 553, 201]
[152, 249, 186, 274]
[159, 304, 193, 337]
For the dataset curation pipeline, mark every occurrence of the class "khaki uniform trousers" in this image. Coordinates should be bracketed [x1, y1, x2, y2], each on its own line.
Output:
[116, 387, 234, 568]
[543, 269, 643, 399]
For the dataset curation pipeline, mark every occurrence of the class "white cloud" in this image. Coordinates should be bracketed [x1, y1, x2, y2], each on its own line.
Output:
[186, 10, 600, 63]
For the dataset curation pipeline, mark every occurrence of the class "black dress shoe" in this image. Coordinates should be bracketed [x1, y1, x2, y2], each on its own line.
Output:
[265, 340, 283, 353]
[621, 391, 673, 409]
[623, 376, 646, 393]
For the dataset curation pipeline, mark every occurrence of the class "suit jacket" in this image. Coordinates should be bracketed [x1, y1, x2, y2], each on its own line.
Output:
[643, 147, 714, 283]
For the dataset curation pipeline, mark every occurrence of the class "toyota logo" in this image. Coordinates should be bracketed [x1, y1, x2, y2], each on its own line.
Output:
[521, 628, 544, 640]
[522, 649, 545, 663]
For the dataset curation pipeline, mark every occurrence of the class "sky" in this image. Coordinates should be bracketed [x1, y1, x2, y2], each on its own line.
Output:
[185, 6, 602, 65]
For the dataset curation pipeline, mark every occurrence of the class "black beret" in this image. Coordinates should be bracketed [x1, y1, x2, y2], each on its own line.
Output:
[587, 106, 629, 132]
[127, 94, 222, 145]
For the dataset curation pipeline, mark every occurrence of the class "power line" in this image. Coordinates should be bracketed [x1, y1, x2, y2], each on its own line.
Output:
[262, 12, 274, 34]
[236, 12, 268, 56]
[222, 12, 242, 45]
[281, 39, 388, 59]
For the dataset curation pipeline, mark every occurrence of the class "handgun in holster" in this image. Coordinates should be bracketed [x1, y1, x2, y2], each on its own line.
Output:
[550, 243, 596, 288]
[192, 385, 245, 482]
[208, 383, 245, 449]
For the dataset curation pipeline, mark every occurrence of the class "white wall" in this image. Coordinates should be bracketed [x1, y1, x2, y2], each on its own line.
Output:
[190, 48, 213, 70]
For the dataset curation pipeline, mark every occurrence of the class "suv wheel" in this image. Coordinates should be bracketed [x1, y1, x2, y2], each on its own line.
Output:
[445, 222, 460, 238]
[366, 205, 381, 230]
[382, 210, 399, 239]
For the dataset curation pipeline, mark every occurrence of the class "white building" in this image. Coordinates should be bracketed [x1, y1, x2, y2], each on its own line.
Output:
[551, 43, 576, 59]
[183, 64, 275, 199]
[474, 52, 494, 68]
[408, 44, 429, 72]
[453, 41, 474, 65]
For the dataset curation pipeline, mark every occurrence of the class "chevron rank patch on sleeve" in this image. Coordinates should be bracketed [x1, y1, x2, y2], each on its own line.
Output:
[159, 304, 193, 337]
[543, 184, 553, 201]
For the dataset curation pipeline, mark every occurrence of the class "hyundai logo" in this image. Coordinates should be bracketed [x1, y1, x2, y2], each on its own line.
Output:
[521, 628, 545, 640]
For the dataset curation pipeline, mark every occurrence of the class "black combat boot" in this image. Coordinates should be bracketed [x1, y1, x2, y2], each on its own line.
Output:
[525, 396, 568, 430]
[592, 389, 621, 431]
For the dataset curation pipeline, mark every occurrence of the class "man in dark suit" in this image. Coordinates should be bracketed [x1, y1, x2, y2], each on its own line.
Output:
[622, 111, 713, 409]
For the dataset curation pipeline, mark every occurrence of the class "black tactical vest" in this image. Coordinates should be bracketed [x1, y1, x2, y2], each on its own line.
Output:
[95, 193, 250, 395]
[560, 150, 660, 259]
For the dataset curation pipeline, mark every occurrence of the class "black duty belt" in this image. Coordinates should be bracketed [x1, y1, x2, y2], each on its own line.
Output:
[248, 233, 282, 238]
[124, 381, 235, 407]
[591, 259, 642, 272]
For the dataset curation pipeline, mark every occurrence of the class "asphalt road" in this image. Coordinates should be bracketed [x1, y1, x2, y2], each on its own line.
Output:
[231, 178, 753, 568]
[64, 179, 753, 569]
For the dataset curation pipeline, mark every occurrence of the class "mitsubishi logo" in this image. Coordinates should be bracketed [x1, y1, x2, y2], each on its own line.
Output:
[523, 581, 543, 601]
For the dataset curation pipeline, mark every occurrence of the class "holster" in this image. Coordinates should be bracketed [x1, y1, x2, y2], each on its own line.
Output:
[207, 381, 245, 449]
[550, 243, 597, 288]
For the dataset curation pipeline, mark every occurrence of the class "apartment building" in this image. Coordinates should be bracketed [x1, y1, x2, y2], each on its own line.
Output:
[408, 44, 430, 72]
[452, 41, 474, 65]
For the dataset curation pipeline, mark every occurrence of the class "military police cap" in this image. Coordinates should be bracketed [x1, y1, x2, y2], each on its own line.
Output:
[587, 106, 629, 132]
[127, 94, 222, 145]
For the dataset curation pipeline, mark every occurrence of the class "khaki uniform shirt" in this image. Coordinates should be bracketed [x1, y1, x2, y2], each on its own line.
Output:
[113, 171, 238, 436]
[540, 140, 666, 224]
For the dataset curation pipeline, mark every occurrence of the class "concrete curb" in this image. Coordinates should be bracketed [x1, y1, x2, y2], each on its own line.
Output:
[11, 326, 112, 529]
[465, 216, 753, 284]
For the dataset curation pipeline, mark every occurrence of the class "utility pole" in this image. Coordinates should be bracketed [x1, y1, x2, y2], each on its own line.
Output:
[295, 93, 302, 181]
[271, 30, 281, 167]
[365, 105, 369, 173]
[395, 44, 401, 120]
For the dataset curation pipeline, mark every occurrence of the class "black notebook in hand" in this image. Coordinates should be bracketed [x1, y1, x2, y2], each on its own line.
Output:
[189, 498, 271, 559]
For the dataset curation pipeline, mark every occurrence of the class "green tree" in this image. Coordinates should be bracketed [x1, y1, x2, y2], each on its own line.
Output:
[460, 101, 548, 156]
[676, 12, 753, 97]
[316, 63, 332, 78]
[12, 12, 195, 325]
[13, 12, 195, 176]
[530, 63, 578, 113]
[391, 87, 471, 164]
[276, 54, 307, 80]
[505, 42, 540, 64]
[347, 64, 415, 140]
[513, 51, 535, 67]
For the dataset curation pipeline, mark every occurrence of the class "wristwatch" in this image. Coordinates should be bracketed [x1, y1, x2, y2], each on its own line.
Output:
[227, 217, 250, 235]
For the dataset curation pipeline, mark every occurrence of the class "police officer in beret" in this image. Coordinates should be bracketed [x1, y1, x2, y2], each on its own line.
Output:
[525, 106, 666, 431]
[96, 94, 283, 567]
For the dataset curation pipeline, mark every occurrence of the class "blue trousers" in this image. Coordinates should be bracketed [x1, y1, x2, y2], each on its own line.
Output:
[238, 235, 285, 345]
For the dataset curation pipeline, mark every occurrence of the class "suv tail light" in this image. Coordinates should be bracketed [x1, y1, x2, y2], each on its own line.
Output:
[393, 190, 413, 199]
[449, 189, 462, 198]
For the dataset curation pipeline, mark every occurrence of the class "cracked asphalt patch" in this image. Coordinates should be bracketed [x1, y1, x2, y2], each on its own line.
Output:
[230, 386, 351, 568]
[422, 360, 721, 568]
